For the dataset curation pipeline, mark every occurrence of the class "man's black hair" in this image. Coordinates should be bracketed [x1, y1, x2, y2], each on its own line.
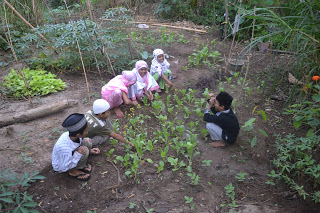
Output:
[216, 92, 233, 110]
[68, 122, 88, 137]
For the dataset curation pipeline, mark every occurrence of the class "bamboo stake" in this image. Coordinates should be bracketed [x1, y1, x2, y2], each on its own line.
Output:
[43, 0, 57, 24]
[224, 0, 243, 74]
[3, 0, 48, 42]
[80, 4, 102, 79]
[243, 6, 256, 85]
[224, 0, 228, 39]
[101, 19, 207, 33]
[63, 0, 91, 102]
[2, 3, 32, 104]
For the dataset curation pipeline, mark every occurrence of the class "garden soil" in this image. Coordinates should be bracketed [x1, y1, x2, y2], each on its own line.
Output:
[1, 6, 319, 213]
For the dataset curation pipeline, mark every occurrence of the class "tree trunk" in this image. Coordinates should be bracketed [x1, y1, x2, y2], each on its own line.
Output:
[0, 99, 78, 128]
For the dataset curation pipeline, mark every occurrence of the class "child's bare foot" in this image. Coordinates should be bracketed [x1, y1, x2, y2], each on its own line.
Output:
[155, 88, 161, 93]
[132, 100, 139, 106]
[209, 140, 226, 147]
[114, 108, 124, 118]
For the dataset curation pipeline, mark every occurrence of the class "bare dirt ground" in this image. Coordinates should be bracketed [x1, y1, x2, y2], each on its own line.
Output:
[1, 3, 319, 213]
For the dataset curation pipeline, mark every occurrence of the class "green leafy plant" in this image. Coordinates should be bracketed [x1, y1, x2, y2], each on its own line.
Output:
[241, 118, 256, 132]
[187, 40, 221, 68]
[221, 183, 238, 207]
[235, 172, 248, 182]
[184, 196, 195, 211]
[0, 169, 45, 212]
[187, 172, 200, 185]
[201, 160, 212, 167]
[2, 68, 66, 98]
[270, 134, 320, 202]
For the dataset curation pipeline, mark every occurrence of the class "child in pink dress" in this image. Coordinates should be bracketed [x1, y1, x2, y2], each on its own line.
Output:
[101, 71, 137, 118]
[128, 60, 159, 103]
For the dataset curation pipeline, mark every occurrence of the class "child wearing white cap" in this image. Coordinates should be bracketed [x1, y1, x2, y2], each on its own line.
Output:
[85, 99, 134, 148]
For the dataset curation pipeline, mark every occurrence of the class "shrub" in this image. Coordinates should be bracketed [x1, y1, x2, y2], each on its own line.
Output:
[270, 134, 320, 202]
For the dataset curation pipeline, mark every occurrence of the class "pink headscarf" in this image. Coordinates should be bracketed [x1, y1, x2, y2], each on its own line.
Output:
[101, 71, 137, 97]
[135, 60, 148, 71]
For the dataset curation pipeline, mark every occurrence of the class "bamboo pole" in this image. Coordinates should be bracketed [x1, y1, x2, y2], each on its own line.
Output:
[3, 0, 48, 42]
[2, 3, 32, 104]
[224, 0, 243, 74]
[80, 4, 102, 79]
[243, 6, 256, 85]
[224, 0, 228, 39]
[63, 0, 91, 102]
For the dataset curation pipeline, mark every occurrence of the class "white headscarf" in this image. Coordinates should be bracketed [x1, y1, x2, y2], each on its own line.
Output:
[128, 60, 159, 100]
[150, 49, 170, 76]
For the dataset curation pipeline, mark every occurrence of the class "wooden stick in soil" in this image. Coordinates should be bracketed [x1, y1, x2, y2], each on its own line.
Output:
[106, 160, 121, 190]
[243, 6, 256, 85]
[3, 0, 48, 42]
[224, 0, 243, 74]
[0, 99, 78, 128]
[224, 0, 228, 39]
[63, 0, 91, 102]
[2, 4, 32, 104]
[80, 4, 102, 79]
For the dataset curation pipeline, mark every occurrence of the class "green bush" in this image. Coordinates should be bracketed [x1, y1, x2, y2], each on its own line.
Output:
[269, 134, 320, 203]
[0, 169, 45, 212]
[15, 7, 136, 74]
[2, 67, 66, 98]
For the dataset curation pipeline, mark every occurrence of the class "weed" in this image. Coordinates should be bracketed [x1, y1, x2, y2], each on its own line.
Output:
[105, 149, 114, 160]
[221, 183, 238, 207]
[202, 160, 212, 167]
[20, 153, 33, 164]
[235, 172, 248, 182]
[184, 196, 195, 210]
[187, 172, 200, 185]
[157, 161, 165, 173]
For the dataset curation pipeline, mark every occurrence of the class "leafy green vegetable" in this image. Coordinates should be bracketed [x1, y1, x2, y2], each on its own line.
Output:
[2, 67, 66, 98]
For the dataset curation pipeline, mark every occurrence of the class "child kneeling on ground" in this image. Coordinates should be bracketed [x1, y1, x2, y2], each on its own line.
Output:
[85, 99, 134, 148]
[52, 113, 100, 181]
[203, 92, 240, 147]
[150, 49, 174, 91]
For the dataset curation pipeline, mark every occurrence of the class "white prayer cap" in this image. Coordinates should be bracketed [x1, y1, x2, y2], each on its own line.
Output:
[93, 99, 110, 114]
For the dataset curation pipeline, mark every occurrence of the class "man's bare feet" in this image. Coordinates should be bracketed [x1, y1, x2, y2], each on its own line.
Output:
[209, 140, 226, 147]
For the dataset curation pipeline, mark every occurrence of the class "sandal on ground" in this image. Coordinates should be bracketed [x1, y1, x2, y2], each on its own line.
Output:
[80, 164, 92, 173]
[68, 172, 91, 181]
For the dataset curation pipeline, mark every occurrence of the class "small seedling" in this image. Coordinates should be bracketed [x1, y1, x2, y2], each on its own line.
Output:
[235, 172, 248, 182]
[201, 160, 212, 167]
[184, 196, 195, 210]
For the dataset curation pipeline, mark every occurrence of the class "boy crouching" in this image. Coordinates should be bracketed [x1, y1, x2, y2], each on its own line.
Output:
[52, 113, 100, 181]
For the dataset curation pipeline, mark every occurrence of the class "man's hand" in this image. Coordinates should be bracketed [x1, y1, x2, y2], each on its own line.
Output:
[132, 100, 139, 106]
[209, 93, 215, 97]
[208, 97, 215, 109]
[76, 146, 87, 155]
